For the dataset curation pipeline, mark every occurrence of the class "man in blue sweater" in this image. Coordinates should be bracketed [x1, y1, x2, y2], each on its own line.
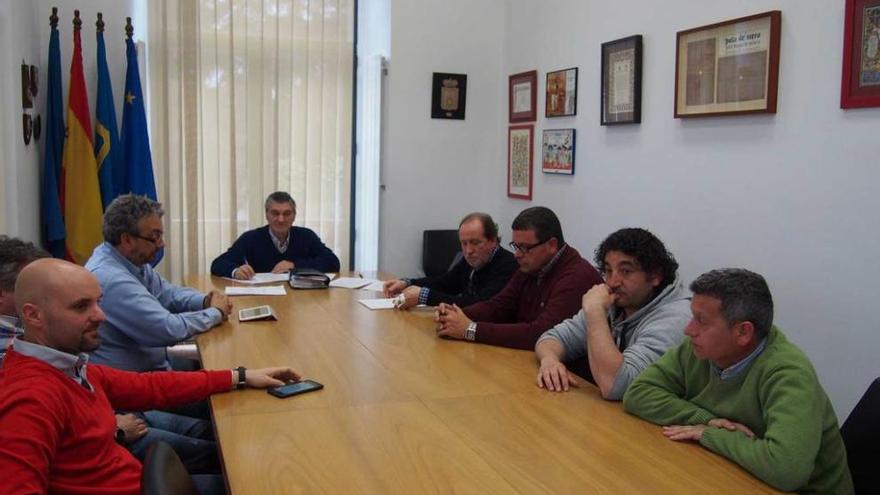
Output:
[211, 191, 341, 279]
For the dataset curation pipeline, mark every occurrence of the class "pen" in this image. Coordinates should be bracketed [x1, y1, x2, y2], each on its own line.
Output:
[357, 272, 363, 278]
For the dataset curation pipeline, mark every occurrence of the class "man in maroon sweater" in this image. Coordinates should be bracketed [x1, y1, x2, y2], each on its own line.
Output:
[0, 259, 301, 495]
[436, 206, 601, 350]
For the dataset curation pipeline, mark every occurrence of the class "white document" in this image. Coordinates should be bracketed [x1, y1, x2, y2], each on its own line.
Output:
[222, 273, 290, 285]
[358, 298, 397, 310]
[225, 285, 287, 296]
[329, 277, 373, 289]
[361, 280, 386, 292]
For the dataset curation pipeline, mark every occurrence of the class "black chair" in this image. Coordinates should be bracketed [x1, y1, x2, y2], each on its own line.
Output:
[841, 377, 880, 494]
[141, 440, 199, 495]
[422, 229, 461, 277]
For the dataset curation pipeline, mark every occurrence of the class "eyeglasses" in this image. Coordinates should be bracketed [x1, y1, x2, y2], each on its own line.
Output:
[130, 232, 163, 244]
[509, 238, 550, 254]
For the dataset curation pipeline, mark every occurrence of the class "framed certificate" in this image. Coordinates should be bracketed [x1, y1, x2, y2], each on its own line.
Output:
[674, 11, 781, 118]
[431, 72, 467, 119]
[509, 70, 538, 122]
[542, 129, 575, 175]
[545, 68, 578, 117]
[507, 125, 533, 199]
[841, 0, 880, 108]
[601, 35, 642, 125]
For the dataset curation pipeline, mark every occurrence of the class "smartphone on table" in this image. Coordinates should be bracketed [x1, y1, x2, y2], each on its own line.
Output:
[267, 379, 324, 398]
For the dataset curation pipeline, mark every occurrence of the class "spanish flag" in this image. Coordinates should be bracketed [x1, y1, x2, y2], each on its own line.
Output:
[62, 11, 103, 264]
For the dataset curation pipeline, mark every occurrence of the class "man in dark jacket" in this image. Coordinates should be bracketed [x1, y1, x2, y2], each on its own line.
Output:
[383, 212, 517, 309]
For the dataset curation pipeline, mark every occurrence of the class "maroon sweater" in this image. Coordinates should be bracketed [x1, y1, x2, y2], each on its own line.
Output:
[463, 246, 601, 350]
[0, 350, 232, 495]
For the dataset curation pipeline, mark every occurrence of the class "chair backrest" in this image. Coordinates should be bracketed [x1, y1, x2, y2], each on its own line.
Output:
[141, 440, 199, 495]
[422, 229, 461, 277]
[841, 377, 880, 494]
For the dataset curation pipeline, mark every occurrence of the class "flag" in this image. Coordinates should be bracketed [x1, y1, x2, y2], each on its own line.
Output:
[40, 12, 66, 259]
[95, 23, 123, 209]
[121, 33, 163, 264]
[121, 36, 157, 200]
[62, 19, 104, 265]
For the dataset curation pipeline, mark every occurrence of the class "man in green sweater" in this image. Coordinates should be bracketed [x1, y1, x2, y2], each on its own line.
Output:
[623, 268, 853, 494]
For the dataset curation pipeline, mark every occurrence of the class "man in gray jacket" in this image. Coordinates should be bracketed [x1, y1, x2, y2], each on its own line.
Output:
[535, 228, 690, 400]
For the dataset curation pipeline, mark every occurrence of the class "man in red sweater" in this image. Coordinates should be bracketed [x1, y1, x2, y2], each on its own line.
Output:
[0, 259, 300, 495]
[436, 206, 601, 350]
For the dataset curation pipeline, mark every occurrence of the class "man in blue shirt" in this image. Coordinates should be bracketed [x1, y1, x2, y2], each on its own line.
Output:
[86, 194, 232, 373]
[210, 191, 341, 279]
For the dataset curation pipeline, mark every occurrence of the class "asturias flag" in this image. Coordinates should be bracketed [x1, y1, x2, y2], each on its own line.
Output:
[95, 23, 123, 209]
[62, 17, 104, 265]
[40, 12, 66, 259]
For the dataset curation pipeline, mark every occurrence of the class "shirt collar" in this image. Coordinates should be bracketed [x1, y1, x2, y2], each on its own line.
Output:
[104, 242, 146, 279]
[538, 244, 567, 280]
[269, 228, 291, 252]
[12, 339, 92, 390]
[470, 245, 500, 272]
[712, 337, 768, 381]
[0, 314, 22, 330]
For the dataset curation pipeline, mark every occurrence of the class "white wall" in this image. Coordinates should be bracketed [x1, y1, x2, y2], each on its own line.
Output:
[382, 0, 880, 420]
[0, 0, 141, 241]
[380, 0, 507, 275]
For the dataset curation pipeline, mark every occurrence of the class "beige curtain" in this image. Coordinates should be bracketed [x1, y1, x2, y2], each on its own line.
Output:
[148, 0, 353, 282]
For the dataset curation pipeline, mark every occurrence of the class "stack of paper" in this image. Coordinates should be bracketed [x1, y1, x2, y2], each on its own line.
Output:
[329, 277, 382, 289]
[358, 298, 397, 310]
[222, 273, 290, 285]
[225, 285, 287, 296]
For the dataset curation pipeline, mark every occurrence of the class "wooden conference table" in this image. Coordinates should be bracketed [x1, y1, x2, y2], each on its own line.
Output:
[188, 274, 781, 494]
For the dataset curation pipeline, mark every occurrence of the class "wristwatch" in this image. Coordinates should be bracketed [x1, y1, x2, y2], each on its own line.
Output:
[464, 322, 477, 342]
[235, 366, 247, 389]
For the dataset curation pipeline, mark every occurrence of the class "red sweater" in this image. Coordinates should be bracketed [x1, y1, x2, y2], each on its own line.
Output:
[0, 350, 232, 495]
[463, 246, 601, 350]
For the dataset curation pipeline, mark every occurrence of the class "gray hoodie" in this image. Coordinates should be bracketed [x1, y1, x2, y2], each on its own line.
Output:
[536, 277, 691, 400]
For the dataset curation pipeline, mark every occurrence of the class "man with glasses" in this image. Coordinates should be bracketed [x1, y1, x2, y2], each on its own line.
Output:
[383, 212, 517, 309]
[210, 191, 340, 279]
[435, 206, 601, 349]
[85, 193, 232, 373]
[535, 228, 690, 400]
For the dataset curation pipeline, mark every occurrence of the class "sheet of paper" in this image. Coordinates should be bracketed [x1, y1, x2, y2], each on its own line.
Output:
[222, 273, 290, 285]
[358, 298, 397, 310]
[329, 277, 373, 289]
[225, 285, 287, 296]
[361, 280, 386, 292]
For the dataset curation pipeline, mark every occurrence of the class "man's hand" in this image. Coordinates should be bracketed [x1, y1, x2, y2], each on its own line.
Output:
[708, 418, 756, 438]
[536, 357, 580, 392]
[272, 260, 295, 273]
[244, 367, 303, 389]
[396, 286, 421, 310]
[115, 413, 148, 444]
[435, 303, 471, 340]
[582, 284, 617, 315]
[662, 424, 707, 442]
[234, 264, 256, 280]
[383, 279, 407, 297]
[204, 290, 233, 320]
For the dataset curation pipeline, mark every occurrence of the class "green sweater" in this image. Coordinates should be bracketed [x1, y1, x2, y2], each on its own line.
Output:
[622, 326, 853, 494]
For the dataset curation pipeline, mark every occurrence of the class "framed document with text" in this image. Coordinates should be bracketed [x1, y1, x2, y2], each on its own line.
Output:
[507, 125, 533, 199]
[509, 71, 538, 122]
[545, 68, 578, 117]
[601, 35, 642, 125]
[542, 129, 575, 175]
[841, 0, 880, 108]
[674, 11, 781, 118]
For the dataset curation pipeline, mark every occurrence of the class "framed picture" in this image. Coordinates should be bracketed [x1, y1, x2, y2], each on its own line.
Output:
[507, 125, 533, 199]
[841, 0, 880, 108]
[545, 68, 578, 117]
[674, 11, 781, 118]
[509, 70, 538, 122]
[431, 72, 467, 119]
[542, 129, 575, 175]
[601, 35, 642, 125]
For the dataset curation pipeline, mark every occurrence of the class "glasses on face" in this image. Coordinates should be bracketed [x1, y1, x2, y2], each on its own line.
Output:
[130, 232, 163, 244]
[509, 238, 549, 254]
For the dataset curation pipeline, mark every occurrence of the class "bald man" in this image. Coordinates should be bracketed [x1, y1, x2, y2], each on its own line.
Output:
[0, 259, 301, 495]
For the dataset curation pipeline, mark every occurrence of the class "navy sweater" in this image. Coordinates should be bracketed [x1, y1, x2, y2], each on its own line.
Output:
[210, 225, 340, 277]
[409, 248, 518, 307]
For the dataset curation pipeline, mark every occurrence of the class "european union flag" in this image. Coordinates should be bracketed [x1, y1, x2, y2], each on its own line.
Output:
[40, 12, 66, 259]
[95, 24, 123, 209]
[120, 36, 157, 201]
